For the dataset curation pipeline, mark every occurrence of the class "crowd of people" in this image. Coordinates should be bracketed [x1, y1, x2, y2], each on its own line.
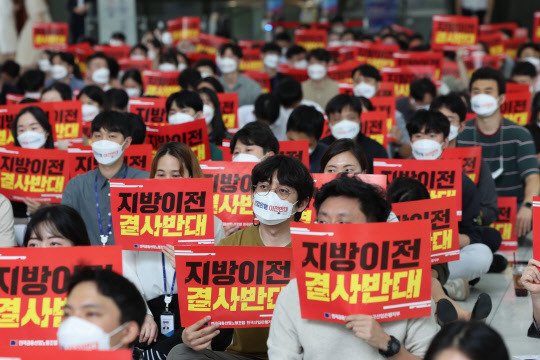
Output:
[0, 5, 540, 360]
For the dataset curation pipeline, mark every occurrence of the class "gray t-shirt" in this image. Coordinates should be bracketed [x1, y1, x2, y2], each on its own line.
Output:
[219, 74, 262, 107]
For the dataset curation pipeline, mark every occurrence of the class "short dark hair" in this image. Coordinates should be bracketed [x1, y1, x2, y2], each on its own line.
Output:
[159, 50, 178, 67]
[121, 69, 143, 87]
[197, 76, 224, 93]
[319, 138, 368, 173]
[275, 31, 292, 43]
[103, 89, 129, 111]
[254, 94, 281, 125]
[261, 42, 281, 54]
[52, 52, 82, 79]
[231, 121, 279, 155]
[424, 322, 509, 360]
[325, 94, 363, 117]
[42, 82, 72, 101]
[352, 64, 382, 82]
[306, 48, 331, 63]
[286, 105, 325, 140]
[19, 70, 45, 92]
[1, 60, 20, 78]
[108, 57, 120, 80]
[406, 109, 450, 139]
[430, 93, 468, 123]
[386, 177, 430, 203]
[166, 90, 203, 113]
[512, 61, 537, 78]
[91, 111, 132, 139]
[252, 155, 314, 221]
[357, 96, 374, 111]
[469, 67, 506, 95]
[111, 32, 126, 41]
[410, 78, 437, 101]
[87, 52, 109, 68]
[276, 77, 302, 108]
[314, 173, 391, 222]
[193, 58, 218, 74]
[286, 45, 307, 60]
[12, 106, 54, 149]
[78, 85, 105, 105]
[24, 205, 91, 246]
[218, 43, 243, 59]
[125, 113, 146, 145]
[68, 268, 146, 330]
[130, 43, 148, 55]
[178, 68, 202, 91]
[517, 42, 540, 59]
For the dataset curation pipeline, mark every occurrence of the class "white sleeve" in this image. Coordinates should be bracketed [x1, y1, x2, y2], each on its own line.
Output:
[213, 216, 226, 244]
[122, 250, 152, 315]
[0, 195, 16, 247]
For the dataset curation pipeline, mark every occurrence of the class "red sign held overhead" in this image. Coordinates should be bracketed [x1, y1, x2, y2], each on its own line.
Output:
[479, 33, 505, 57]
[327, 61, 362, 83]
[239, 48, 263, 72]
[431, 15, 478, 51]
[142, 70, 181, 98]
[479, 22, 517, 37]
[381, 66, 437, 98]
[32, 22, 68, 49]
[146, 121, 211, 161]
[195, 33, 230, 55]
[490, 197, 518, 251]
[295, 29, 327, 51]
[167, 17, 201, 42]
[356, 42, 399, 70]
[118, 58, 153, 72]
[393, 52, 444, 80]
[93, 45, 131, 60]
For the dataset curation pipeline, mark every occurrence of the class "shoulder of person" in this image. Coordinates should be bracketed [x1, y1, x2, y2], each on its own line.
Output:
[217, 225, 256, 246]
[503, 118, 534, 138]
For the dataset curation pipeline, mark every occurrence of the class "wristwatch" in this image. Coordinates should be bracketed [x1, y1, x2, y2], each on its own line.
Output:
[379, 336, 401, 358]
[524, 202, 533, 209]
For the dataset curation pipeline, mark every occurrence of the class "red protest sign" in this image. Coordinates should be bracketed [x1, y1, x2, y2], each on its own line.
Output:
[534, 12, 540, 43]
[177, 246, 293, 328]
[373, 159, 463, 219]
[370, 96, 397, 132]
[67, 144, 153, 178]
[534, 196, 540, 260]
[243, 71, 271, 94]
[329, 47, 359, 63]
[0, 246, 122, 347]
[441, 147, 482, 186]
[442, 59, 460, 78]
[146, 121, 210, 161]
[490, 197, 518, 251]
[381, 66, 437, 98]
[479, 22, 517, 37]
[239, 48, 263, 72]
[195, 33, 230, 55]
[394, 52, 444, 80]
[129, 97, 167, 125]
[277, 65, 309, 83]
[142, 70, 181, 98]
[238, 40, 266, 49]
[479, 33, 505, 57]
[118, 58, 153, 72]
[431, 15, 478, 51]
[167, 16, 201, 42]
[463, 54, 500, 76]
[504, 38, 528, 59]
[66, 42, 93, 74]
[506, 83, 530, 94]
[0, 348, 132, 359]
[362, 111, 389, 148]
[375, 82, 396, 98]
[291, 221, 432, 323]
[327, 61, 362, 83]
[46, 100, 83, 142]
[6, 94, 25, 105]
[356, 42, 398, 70]
[0, 147, 69, 202]
[92, 45, 131, 60]
[217, 93, 239, 129]
[279, 140, 310, 169]
[200, 161, 255, 228]
[32, 22, 68, 49]
[294, 29, 327, 51]
[501, 91, 531, 126]
[110, 178, 214, 250]
[392, 197, 460, 264]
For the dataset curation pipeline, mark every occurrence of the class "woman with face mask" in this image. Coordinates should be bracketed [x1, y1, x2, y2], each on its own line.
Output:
[77, 85, 105, 137]
[320, 139, 368, 174]
[120, 69, 144, 98]
[197, 87, 231, 145]
[46, 52, 86, 91]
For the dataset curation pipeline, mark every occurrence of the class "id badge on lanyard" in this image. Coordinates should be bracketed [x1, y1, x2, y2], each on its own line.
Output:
[161, 253, 176, 337]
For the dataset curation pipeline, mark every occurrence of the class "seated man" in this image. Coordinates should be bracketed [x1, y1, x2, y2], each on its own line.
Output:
[268, 174, 439, 359]
[319, 94, 388, 172]
[231, 121, 279, 162]
[511, 61, 537, 96]
[302, 48, 339, 109]
[285, 45, 308, 69]
[260, 42, 290, 93]
[58, 267, 146, 350]
[396, 78, 437, 124]
[168, 155, 314, 360]
[238, 93, 285, 141]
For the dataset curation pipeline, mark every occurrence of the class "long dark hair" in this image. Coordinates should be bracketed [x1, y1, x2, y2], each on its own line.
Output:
[11, 106, 54, 149]
[197, 87, 229, 145]
[149, 142, 204, 179]
[24, 205, 91, 247]
[320, 139, 368, 174]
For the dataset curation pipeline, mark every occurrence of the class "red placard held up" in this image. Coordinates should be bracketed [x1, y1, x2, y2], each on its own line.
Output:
[32, 22, 68, 49]
[392, 197, 460, 264]
[142, 70, 181, 98]
[479, 22, 517, 37]
[501, 91, 531, 126]
[394, 52, 444, 80]
[243, 71, 271, 94]
[370, 96, 397, 132]
[0, 147, 69, 202]
[110, 178, 214, 250]
[239, 48, 263, 72]
[118, 58, 153, 72]
[291, 221, 432, 323]
[167, 16, 201, 43]
[67, 144, 153, 178]
[431, 15, 478, 51]
[279, 140, 310, 169]
[217, 93, 239, 129]
[362, 111, 389, 148]
[0, 348, 132, 359]
[277, 65, 309, 83]
[327, 61, 362, 83]
[238, 40, 266, 49]
[534, 196, 540, 260]
[381, 66, 437, 98]
[66, 42, 93, 74]
[463, 54, 500, 77]
[146, 121, 210, 161]
[534, 12, 540, 43]
[0, 246, 122, 347]
[479, 33, 505, 57]
[129, 97, 168, 125]
[177, 246, 294, 328]
[195, 33, 230, 55]
[356, 42, 398, 70]
[93, 45, 131, 60]
[294, 29, 327, 51]
[489, 197, 518, 251]
[441, 147, 482, 185]
[373, 159, 463, 219]
[506, 83, 530, 94]
[375, 82, 396, 98]
[46, 100, 83, 142]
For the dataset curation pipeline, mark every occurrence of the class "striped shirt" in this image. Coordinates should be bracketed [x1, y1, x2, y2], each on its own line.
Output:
[457, 118, 539, 202]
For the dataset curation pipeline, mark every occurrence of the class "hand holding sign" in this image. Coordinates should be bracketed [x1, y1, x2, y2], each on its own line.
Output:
[520, 259, 540, 294]
[181, 316, 221, 351]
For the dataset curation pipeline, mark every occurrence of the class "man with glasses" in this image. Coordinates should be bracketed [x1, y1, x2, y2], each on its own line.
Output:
[168, 155, 314, 360]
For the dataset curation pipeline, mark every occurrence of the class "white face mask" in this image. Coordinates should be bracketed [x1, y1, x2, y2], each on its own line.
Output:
[353, 82, 376, 98]
[125, 87, 141, 98]
[148, 50, 157, 60]
[17, 131, 46, 149]
[293, 60, 308, 69]
[177, 63, 187, 72]
[202, 104, 214, 125]
[307, 63, 326, 81]
[92, 139, 126, 165]
[331, 120, 360, 139]
[161, 32, 173, 46]
[471, 94, 499, 117]
[263, 54, 280, 69]
[109, 39, 123, 47]
[328, 40, 342, 47]
[82, 104, 100, 122]
[253, 191, 296, 226]
[38, 58, 51, 72]
[232, 153, 261, 162]
[217, 57, 238, 74]
[92, 68, 110, 85]
[412, 139, 443, 160]
[130, 54, 146, 61]
[169, 112, 195, 125]
[158, 63, 177, 72]
[51, 64, 68, 80]
[448, 125, 460, 141]
[25, 92, 41, 99]
[58, 316, 126, 350]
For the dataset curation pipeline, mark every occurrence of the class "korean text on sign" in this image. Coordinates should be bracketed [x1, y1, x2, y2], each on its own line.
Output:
[490, 196, 518, 252]
[146, 120, 211, 161]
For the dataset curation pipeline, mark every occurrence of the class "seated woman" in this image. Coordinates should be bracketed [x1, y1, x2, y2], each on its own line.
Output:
[197, 87, 230, 146]
[320, 138, 368, 174]
[123, 142, 232, 360]
[24, 205, 91, 247]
